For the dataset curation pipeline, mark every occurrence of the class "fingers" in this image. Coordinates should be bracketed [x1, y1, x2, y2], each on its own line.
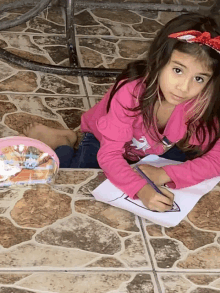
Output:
[158, 186, 174, 200]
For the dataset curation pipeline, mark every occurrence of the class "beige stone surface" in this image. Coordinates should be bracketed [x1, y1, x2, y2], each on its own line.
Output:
[0, 2, 219, 293]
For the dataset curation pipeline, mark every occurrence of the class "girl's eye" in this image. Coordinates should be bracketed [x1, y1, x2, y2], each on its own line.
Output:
[195, 76, 204, 83]
[173, 68, 182, 74]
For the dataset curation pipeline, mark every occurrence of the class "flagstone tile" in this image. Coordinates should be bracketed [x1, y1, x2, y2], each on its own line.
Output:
[158, 273, 220, 293]
[84, 76, 115, 97]
[0, 169, 151, 270]
[0, 272, 158, 293]
[142, 189, 220, 271]
[0, 67, 84, 95]
[1, 6, 65, 33]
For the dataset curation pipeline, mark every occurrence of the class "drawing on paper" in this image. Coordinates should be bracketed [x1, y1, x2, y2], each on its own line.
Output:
[108, 193, 181, 212]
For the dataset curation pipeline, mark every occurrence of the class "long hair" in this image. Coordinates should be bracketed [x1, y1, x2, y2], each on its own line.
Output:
[106, 12, 220, 160]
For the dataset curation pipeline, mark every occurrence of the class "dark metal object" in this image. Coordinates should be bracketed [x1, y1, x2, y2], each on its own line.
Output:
[0, 0, 52, 30]
[0, 47, 121, 77]
[0, 0, 217, 77]
[66, 0, 78, 67]
[73, 1, 209, 13]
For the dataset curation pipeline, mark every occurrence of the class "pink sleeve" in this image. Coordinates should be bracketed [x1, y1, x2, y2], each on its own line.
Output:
[162, 138, 220, 189]
[96, 81, 147, 198]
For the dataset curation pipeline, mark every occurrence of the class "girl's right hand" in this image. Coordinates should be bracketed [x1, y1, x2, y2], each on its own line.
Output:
[137, 184, 174, 212]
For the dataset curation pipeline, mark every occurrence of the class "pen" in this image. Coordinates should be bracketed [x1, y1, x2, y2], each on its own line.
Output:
[134, 165, 166, 196]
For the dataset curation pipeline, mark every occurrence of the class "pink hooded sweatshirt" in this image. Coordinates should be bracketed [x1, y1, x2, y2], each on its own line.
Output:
[81, 79, 220, 198]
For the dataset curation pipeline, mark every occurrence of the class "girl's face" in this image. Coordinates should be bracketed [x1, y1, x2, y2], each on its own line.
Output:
[158, 50, 213, 108]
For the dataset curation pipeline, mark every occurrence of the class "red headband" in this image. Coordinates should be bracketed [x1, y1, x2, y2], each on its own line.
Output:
[168, 30, 220, 54]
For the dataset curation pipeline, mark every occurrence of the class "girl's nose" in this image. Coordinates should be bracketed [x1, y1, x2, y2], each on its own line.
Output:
[177, 78, 190, 93]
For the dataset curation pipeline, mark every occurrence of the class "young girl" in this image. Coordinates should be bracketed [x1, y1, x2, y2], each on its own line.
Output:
[23, 12, 220, 212]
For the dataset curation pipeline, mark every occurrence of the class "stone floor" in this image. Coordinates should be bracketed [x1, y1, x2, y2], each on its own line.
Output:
[0, 1, 220, 293]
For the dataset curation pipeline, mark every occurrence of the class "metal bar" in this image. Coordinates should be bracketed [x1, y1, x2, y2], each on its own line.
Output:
[66, 0, 78, 67]
[73, 1, 210, 13]
[0, 47, 121, 77]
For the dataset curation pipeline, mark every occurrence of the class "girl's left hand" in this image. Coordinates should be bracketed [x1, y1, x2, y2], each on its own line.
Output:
[134, 164, 171, 186]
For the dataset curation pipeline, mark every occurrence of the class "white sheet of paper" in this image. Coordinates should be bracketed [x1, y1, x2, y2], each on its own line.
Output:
[91, 155, 220, 227]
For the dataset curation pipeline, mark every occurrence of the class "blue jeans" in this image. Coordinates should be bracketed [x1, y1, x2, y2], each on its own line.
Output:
[55, 132, 187, 168]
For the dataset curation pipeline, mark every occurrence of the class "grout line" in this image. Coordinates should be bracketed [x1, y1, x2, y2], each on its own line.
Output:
[138, 217, 163, 293]
[81, 77, 92, 109]
[0, 269, 154, 273]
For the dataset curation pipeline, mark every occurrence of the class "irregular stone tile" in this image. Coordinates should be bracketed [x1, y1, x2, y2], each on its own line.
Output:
[133, 18, 163, 33]
[87, 257, 125, 268]
[146, 224, 163, 236]
[108, 57, 135, 69]
[88, 76, 115, 84]
[0, 62, 15, 81]
[40, 74, 80, 94]
[120, 235, 149, 267]
[150, 238, 182, 268]
[45, 46, 69, 64]
[0, 101, 17, 120]
[126, 274, 154, 293]
[92, 9, 141, 24]
[0, 288, 35, 293]
[118, 39, 152, 58]
[33, 35, 66, 46]
[177, 246, 220, 269]
[0, 72, 37, 93]
[102, 37, 118, 43]
[35, 88, 54, 94]
[188, 191, 220, 231]
[191, 289, 220, 293]
[17, 272, 131, 293]
[0, 273, 31, 284]
[10, 185, 72, 228]
[77, 171, 107, 197]
[159, 274, 192, 293]
[198, 0, 215, 7]
[0, 217, 35, 248]
[45, 96, 85, 109]
[137, 10, 159, 19]
[36, 215, 122, 254]
[4, 113, 64, 134]
[89, 84, 111, 95]
[75, 199, 139, 231]
[75, 10, 100, 26]
[79, 38, 117, 56]
[46, 7, 65, 25]
[0, 95, 8, 101]
[0, 123, 19, 137]
[29, 17, 65, 34]
[61, 75, 80, 84]
[0, 243, 98, 268]
[52, 185, 75, 195]
[165, 220, 216, 250]
[159, 11, 179, 25]
[187, 274, 220, 285]
[12, 95, 58, 119]
[1, 15, 27, 32]
[80, 47, 103, 67]
[0, 189, 21, 214]
[7, 48, 50, 65]
[56, 108, 83, 129]
[99, 19, 141, 37]
[0, 39, 8, 49]
[118, 231, 130, 237]
[2, 35, 43, 55]
[76, 25, 110, 36]
[55, 170, 94, 185]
